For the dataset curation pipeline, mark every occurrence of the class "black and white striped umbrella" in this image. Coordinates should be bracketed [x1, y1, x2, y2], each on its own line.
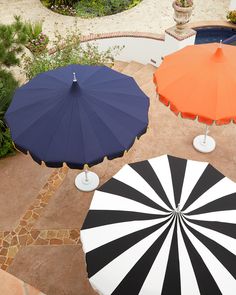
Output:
[81, 155, 236, 295]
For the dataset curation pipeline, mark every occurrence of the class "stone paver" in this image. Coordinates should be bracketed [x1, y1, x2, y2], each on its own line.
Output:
[0, 153, 51, 231]
[0, 269, 45, 295]
[0, 166, 68, 270]
[33, 169, 94, 230]
[8, 245, 96, 295]
[0, 0, 230, 40]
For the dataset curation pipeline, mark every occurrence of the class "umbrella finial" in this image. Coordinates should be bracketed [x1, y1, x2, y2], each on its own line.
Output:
[73, 72, 77, 82]
[174, 203, 181, 216]
[212, 43, 225, 62]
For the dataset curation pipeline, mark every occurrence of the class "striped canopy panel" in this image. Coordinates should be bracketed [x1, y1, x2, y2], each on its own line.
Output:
[81, 155, 236, 295]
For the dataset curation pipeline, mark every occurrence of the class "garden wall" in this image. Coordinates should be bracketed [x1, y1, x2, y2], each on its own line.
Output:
[80, 32, 165, 66]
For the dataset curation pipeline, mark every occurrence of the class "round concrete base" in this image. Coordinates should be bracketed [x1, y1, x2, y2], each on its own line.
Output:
[75, 171, 99, 192]
[193, 135, 216, 153]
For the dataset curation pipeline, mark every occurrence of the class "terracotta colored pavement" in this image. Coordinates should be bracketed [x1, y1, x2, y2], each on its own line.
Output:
[0, 61, 236, 295]
[0, 269, 46, 295]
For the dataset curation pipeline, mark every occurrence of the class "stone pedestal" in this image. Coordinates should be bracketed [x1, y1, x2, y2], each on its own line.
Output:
[163, 26, 196, 57]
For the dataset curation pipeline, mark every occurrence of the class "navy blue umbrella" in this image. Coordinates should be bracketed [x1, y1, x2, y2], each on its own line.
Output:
[5, 64, 149, 190]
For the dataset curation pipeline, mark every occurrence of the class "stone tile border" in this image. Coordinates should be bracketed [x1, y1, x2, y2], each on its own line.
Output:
[0, 166, 70, 271]
[79, 31, 165, 42]
[29, 228, 80, 246]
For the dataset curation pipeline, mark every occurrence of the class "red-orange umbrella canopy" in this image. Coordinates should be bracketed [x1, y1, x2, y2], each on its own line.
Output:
[153, 43, 236, 125]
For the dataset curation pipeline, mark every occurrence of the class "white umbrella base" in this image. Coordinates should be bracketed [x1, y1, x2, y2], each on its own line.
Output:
[193, 135, 216, 153]
[75, 171, 100, 192]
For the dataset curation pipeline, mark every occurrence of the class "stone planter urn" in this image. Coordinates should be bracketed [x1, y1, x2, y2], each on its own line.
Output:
[172, 1, 194, 34]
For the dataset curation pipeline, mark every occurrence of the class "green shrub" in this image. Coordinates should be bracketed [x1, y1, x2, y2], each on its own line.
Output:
[50, 4, 77, 16]
[41, 0, 78, 7]
[24, 21, 49, 55]
[0, 70, 18, 158]
[0, 70, 18, 113]
[0, 15, 28, 67]
[41, 0, 142, 17]
[23, 30, 122, 79]
[24, 21, 43, 40]
[0, 16, 28, 158]
[175, 0, 193, 7]
[0, 129, 15, 158]
[227, 10, 236, 24]
[26, 32, 49, 55]
[76, 0, 141, 17]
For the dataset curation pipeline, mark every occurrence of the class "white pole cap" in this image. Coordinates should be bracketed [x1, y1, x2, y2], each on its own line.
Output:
[73, 72, 77, 82]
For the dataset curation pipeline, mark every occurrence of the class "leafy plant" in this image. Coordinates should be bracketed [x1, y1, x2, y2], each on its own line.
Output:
[128, 0, 142, 9]
[0, 70, 18, 114]
[0, 70, 18, 158]
[23, 30, 122, 79]
[0, 16, 28, 158]
[41, 0, 142, 17]
[76, 0, 142, 18]
[0, 129, 15, 158]
[24, 21, 43, 40]
[227, 10, 236, 24]
[41, 0, 78, 7]
[175, 0, 193, 7]
[24, 21, 49, 55]
[50, 4, 77, 16]
[0, 15, 28, 67]
[26, 32, 49, 55]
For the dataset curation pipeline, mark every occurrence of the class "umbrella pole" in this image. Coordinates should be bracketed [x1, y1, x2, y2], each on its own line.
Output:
[84, 167, 89, 182]
[193, 124, 216, 153]
[203, 124, 209, 144]
[75, 165, 100, 192]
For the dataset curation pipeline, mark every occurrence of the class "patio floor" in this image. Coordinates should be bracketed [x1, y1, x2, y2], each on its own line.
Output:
[0, 61, 236, 295]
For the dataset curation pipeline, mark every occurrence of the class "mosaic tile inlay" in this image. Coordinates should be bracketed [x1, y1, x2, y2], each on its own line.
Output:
[0, 166, 82, 271]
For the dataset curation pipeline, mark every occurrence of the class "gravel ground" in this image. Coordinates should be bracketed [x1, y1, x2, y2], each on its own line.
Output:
[0, 0, 230, 39]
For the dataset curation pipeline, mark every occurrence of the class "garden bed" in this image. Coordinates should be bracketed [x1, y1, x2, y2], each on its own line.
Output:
[41, 0, 142, 18]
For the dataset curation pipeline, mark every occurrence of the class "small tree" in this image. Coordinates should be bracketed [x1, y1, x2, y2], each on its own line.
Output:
[0, 15, 28, 68]
[0, 70, 19, 157]
[0, 16, 28, 158]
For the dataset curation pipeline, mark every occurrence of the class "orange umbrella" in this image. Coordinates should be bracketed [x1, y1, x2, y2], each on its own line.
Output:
[153, 43, 236, 152]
